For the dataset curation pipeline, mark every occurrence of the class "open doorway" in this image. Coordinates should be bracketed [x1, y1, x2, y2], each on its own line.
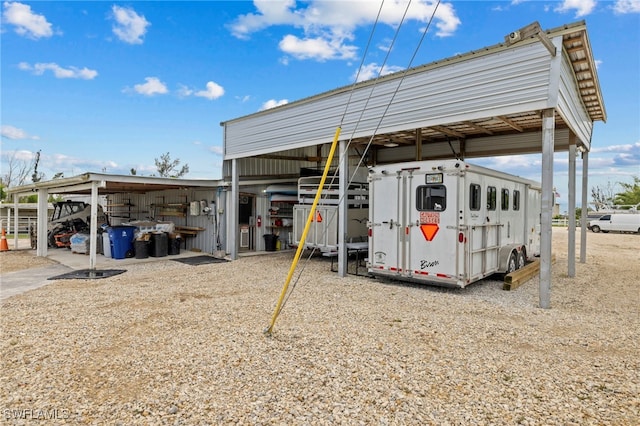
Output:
[238, 193, 255, 251]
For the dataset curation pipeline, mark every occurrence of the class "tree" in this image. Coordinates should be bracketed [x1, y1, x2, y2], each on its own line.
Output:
[31, 150, 45, 183]
[591, 181, 616, 211]
[154, 152, 189, 178]
[614, 176, 640, 207]
[2, 151, 33, 189]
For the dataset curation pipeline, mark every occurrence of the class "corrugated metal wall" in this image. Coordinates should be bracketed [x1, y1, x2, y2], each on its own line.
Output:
[223, 43, 554, 159]
[222, 145, 369, 179]
[107, 188, 222, 254]
[375, 129, 572, 164]
[557, 53, 593, 149]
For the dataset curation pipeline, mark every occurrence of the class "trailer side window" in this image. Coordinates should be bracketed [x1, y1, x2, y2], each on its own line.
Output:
[469, 184, 481, 211]
[416, 185, 446, 211]
[513, 190, 521, 211]
[487, 186, 497, 211]
[501, 188, 510, 211]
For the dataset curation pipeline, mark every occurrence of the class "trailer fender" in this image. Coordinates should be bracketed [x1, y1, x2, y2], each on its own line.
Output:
[498, 244, 524, 273]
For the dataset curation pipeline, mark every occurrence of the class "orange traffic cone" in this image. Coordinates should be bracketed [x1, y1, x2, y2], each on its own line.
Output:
[0, 228, 9, 252]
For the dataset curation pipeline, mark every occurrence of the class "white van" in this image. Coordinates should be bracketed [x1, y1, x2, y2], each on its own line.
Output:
[588, 213, 640, 234]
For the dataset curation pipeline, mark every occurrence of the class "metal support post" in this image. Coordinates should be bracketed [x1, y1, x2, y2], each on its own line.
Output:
[568, 142, 576, 277]
[539, 108, 555, 309]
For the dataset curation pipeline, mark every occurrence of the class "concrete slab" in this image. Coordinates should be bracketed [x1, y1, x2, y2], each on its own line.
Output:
[0, 264, 71, 301]
[1, 246, 229, 300]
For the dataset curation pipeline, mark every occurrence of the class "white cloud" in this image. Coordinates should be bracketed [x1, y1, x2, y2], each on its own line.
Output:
[591, 142, 640, 154]
[555, 0, 597, 17]
[133, 77, 168, 96]
[279, 34, 357, 61]
[613, 0, 640, 13]
[111, 5, 150, 44]
[230, 0, 461, 62]
[194, 81, 225, 100]
[0, 149, 36, 162]
[354, 63, 405, 82]
[2, 1, 53, 39]
[18, 62, 98, 79]
[260, 99, 289, 111]
[177, 84, 193, 97]
[49, 152, 118, 172]
[608, 142, 640, 167]
[1, 125, 39, 140]
[209, 146, 224, 156]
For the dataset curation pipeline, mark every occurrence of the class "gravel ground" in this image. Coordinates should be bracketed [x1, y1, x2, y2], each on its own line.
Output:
[1, 228, 638, 425]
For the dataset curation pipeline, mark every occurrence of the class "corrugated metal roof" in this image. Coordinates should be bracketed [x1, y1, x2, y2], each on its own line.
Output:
[6, 173, 223, 196]
[221, 20, 605, 161]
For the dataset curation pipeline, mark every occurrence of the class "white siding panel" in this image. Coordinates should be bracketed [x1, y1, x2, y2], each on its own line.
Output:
[224, 43, 554, 159]
[557, 55, 593, 148]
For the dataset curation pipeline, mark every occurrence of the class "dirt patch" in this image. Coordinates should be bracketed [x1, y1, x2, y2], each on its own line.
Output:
[0, 249, 58, 273]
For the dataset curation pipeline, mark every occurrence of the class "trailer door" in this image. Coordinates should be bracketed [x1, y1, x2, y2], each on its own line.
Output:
[370, 168, 459, 282]
[369, 170, 403, 273]
[407, 171, 459, 281]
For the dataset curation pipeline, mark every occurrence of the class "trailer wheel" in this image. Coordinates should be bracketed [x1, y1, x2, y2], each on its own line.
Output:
[507, 252, 518, 274]
[591, 225, 601, 233]
[517, 251, 526, 269]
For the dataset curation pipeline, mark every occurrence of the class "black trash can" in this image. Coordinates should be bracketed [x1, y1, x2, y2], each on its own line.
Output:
[263, 234, 278, 252]
[168, 235, 181, 255]
[134, 239, 149, 259]
[149, 232, 168, 257]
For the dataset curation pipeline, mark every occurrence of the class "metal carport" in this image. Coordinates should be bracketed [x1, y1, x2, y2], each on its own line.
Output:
[220, 20, 606, 308]
[6, 173, 222, 270]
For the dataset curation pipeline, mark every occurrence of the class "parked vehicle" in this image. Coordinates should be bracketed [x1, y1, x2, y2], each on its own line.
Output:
[367, 160, 541, 288]
[47, 201, 109, 248]
[588, 213, 640, 234]
[293, 176, 369, 252]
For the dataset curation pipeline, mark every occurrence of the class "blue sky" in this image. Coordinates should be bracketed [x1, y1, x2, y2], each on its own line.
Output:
[1, 0, 639, 211]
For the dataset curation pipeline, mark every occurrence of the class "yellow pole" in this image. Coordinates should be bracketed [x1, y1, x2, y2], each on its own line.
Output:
[264, 126, 342, 335]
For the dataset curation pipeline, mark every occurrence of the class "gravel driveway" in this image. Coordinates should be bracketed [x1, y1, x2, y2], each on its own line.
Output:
[1, 228, 638, 425]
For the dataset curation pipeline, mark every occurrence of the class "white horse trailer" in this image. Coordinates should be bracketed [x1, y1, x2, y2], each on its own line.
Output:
[367, 160, 541, 288]
[293, 176, 369, 252]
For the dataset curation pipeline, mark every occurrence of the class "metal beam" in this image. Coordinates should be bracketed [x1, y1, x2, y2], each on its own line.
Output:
[37, 189, 49, 257]
[229, 159, 239, 260]
[539, 108, 555, 309]
[257, 154, 322, 162]
[89, 181, 99, 270]
[495, 116, 524, 132]
[48, 181, 106, 194]
[580, 151, 589, 263]
[463, 121, 494, 135]
[12, 198, 19, 249]
[567, 141, 576, 277]
[429, 125, 465, 139]
[338, 140, 347, 277]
